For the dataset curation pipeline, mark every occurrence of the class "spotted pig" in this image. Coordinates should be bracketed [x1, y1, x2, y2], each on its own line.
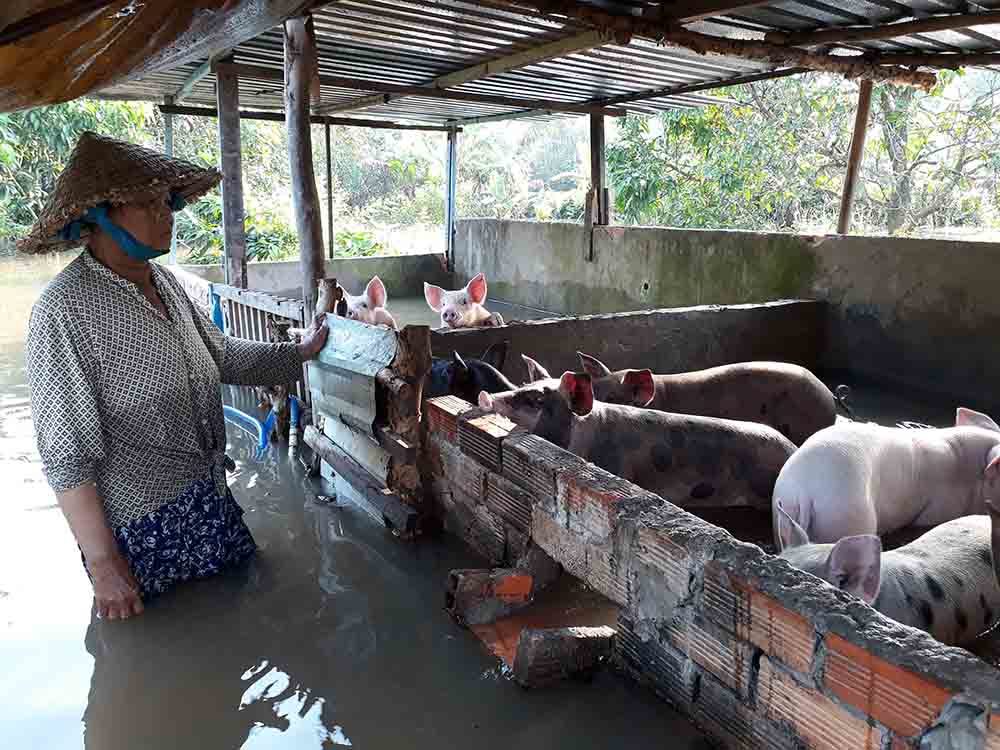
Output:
[577, 353, 836, 446]
[779, 502, 1000, 647]
[479, 372, 796, 510]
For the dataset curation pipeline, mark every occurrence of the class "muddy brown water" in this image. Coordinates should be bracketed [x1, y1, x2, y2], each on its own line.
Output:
[0, 254, 710, 749]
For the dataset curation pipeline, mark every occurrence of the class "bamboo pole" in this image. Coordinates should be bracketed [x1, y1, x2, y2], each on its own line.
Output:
[284, 15, 325, 318]
[837, 79, 874, 235]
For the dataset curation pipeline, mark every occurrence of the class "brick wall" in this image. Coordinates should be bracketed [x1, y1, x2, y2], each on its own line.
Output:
[424, 395, 1000, 749]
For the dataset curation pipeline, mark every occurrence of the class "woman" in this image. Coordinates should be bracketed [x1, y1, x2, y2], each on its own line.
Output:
[20, 131, 328, 621]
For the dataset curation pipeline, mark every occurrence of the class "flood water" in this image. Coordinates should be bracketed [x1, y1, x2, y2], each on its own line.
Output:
[0, 252, 710, 749]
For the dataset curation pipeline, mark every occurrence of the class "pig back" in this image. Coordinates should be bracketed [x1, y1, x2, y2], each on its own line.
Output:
[586, 406, 796, 512]
[654, 362, 836, 446]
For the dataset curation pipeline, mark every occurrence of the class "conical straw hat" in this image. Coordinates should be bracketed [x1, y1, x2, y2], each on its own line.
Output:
[18, 131, 221, 254]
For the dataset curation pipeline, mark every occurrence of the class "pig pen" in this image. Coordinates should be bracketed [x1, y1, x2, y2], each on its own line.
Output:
[416, 300, 1000, 750]
[302, 300, 1000, 749]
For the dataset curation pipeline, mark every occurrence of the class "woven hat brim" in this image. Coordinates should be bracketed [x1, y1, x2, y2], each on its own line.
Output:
[17, 132, 222, 254]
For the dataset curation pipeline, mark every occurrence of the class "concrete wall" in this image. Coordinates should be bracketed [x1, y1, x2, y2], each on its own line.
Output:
[177, 252, 451, 298]
[431, 300, 825, 387]
[456, 219, 1000, 409]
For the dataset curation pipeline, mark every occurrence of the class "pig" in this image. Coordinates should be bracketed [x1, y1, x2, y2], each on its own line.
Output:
[424, 273, 505, 329]
[343, 276, 397, 330]
[773, 407, 1000, 551]
[479, 372, 796, 510]
[778, 502, 1000, 647]
[577, 353, 835, 446]
[424, 342, 514, 403]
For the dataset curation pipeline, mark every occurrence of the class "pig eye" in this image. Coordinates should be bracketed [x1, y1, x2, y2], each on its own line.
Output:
[461, 297, 467, 305]
[361, 302, 368, 308]
[834, 573, 849, 588]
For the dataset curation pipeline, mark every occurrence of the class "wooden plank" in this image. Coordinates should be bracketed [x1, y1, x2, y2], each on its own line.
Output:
[325, 122, 334, 259]
[216, 60, 248, 289]
[219, 62, 630, 117]
[159, 105, 459, 132]
[0, 0, 117, 47]
[765, 10, 1000, 48]
[837, 79, 874, 235]
[304, 426, 418, 533]
[323, 418, 390, 485]
[589, 112, 607, 226]
[284, 16, 325, 317]
[210, 284, 304, 320]
[318, 93, 390, 115]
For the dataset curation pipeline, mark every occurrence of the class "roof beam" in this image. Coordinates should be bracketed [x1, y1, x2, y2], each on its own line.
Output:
[485, 1, 938, 87]
[643, 0, 776, 24]
[173, 49, 233, 103]
[586, 67, 810, 107]
[321, 28, 623, 115]
[764, 9, 1000, 48]
[158, 104, 460, 132]
[215, 62, 629, 117]
[318, 93, 390, 114]
[0, 0, 117, 47]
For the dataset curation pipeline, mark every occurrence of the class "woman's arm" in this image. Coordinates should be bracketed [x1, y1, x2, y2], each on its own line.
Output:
[57, 482, 143, 620]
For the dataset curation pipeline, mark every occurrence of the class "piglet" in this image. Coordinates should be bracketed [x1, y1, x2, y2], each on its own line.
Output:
[479, 372, 795, 510]
[773, 408, 1000, 550]
[424, 273, 505, 329]
[779, 503, 1000, 647]
[425, 342, 514, 403]
[578, 353, 835, 446]
[343, 276, 397, 330]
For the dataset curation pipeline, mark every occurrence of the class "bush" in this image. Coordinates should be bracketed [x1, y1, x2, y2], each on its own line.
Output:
[334, 228, 386, 257]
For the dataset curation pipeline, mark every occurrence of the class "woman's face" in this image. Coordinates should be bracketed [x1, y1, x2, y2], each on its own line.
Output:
[109, 193, 174, 250]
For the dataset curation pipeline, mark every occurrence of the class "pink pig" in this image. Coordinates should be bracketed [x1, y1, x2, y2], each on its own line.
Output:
[344, 276, 397, 330]
[423, 273, 504, 329]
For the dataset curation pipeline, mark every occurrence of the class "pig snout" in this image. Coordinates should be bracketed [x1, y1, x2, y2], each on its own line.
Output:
[442, 308, 461, 326]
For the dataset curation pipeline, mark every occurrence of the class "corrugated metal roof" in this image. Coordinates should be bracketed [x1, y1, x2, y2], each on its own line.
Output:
[97, 0, 1000, 125]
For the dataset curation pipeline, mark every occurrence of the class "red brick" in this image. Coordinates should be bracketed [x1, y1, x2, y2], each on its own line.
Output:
[555, 465, 630, 542]
[425, 395, 472, 442]
[887, 731, 914, 750]
[459, 412, 518, 472]
[634, 526, 690, 597]
[693, 671, 800, 750]
[758, 656, 879, 750]
[531, 508, 629, 606]
[484, 470, 533, 532]
[501, 432, 573, 503]
[513, 626, 615, 688]
[665, 616, 753, 697]
[616, 615, 693, 708]
[447, 568, 534, 626]
[435, 437, 487, 500]
[823, 634, 952, 739]
[742, 588, 815, 675]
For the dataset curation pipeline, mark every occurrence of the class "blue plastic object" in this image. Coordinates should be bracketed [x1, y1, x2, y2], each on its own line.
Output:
[222, 405, 269, 455]
[208, 284, 224, 331]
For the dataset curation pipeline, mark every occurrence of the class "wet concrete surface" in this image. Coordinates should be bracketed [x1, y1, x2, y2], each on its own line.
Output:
[0, 254, 708, 749]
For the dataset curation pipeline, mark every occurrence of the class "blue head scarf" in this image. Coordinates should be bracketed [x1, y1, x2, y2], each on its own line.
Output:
[60, 192, 186, 261]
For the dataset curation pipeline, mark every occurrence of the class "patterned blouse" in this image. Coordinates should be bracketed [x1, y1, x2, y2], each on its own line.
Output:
[25, 251, 303, 528]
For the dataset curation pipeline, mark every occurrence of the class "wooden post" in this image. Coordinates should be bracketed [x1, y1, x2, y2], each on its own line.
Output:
[216, 63, 248, 288]
[444, 129, 458, 271]
[163, 95, 178, 265]
[325, 121, 334, 259]
[589, 113, 608, 225]
[837, 79, 874, 235]
[284, 15, 325, 316]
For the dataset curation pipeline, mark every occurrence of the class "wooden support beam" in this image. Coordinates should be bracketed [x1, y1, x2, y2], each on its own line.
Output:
[0, 0, 116, 47]
[219, 63, 630, 117]
[587, 67, 809, 107]
[216, 61, 248, 289]
[444, 129, 458, 270]
[863, 51, 1000, 70]
[589, 113, 608, 226]
[159, 104, 459, 131]
[163, 95, 178, 265]
[319, 93, 390, 115]
[837, 79, 874, 236]
[284, 15, 325, 318]
[325, 122, 334, 259]
[764, 10, 1000, 48]
[446, 108, 555, 126]
[486, 0, 938, 88]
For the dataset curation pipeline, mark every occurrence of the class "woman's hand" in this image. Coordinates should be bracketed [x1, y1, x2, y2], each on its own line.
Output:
[297, 313, 329, 361]
[87, 552, 144, 620]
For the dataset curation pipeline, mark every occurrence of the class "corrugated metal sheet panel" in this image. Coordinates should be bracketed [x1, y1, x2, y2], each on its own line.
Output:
[94, 0, 1000, 124]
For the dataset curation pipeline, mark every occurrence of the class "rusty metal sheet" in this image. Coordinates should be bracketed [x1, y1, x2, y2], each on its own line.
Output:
[0, 0, 311, 112]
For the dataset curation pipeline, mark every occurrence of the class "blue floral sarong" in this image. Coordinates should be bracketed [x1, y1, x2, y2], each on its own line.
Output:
[88, 476, 257, 599]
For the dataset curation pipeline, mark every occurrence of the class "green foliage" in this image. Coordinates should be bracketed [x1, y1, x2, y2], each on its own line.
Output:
[333, 228, 387, 257]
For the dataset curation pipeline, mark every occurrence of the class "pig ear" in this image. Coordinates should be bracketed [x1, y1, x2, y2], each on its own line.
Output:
[827, 536, 882, 605]
[478, 391, 495, 410]
[452, 351, 470, 373]
[424, 282, 445, 312]
[776, 501, 810, 550]
[577, 351, 612, 378]
[956, 407, 1000, 432]
[622, 369, 655, 407]
[522, 354, 551, 383]
[559, 372, 594, 416]
[366, 276, 387, 308]
[481, 341, 508, 372]
[466, 273, 487, 304]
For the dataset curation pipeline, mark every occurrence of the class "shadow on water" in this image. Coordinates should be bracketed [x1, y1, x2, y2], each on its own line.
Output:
[0, 253, 710, 750]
